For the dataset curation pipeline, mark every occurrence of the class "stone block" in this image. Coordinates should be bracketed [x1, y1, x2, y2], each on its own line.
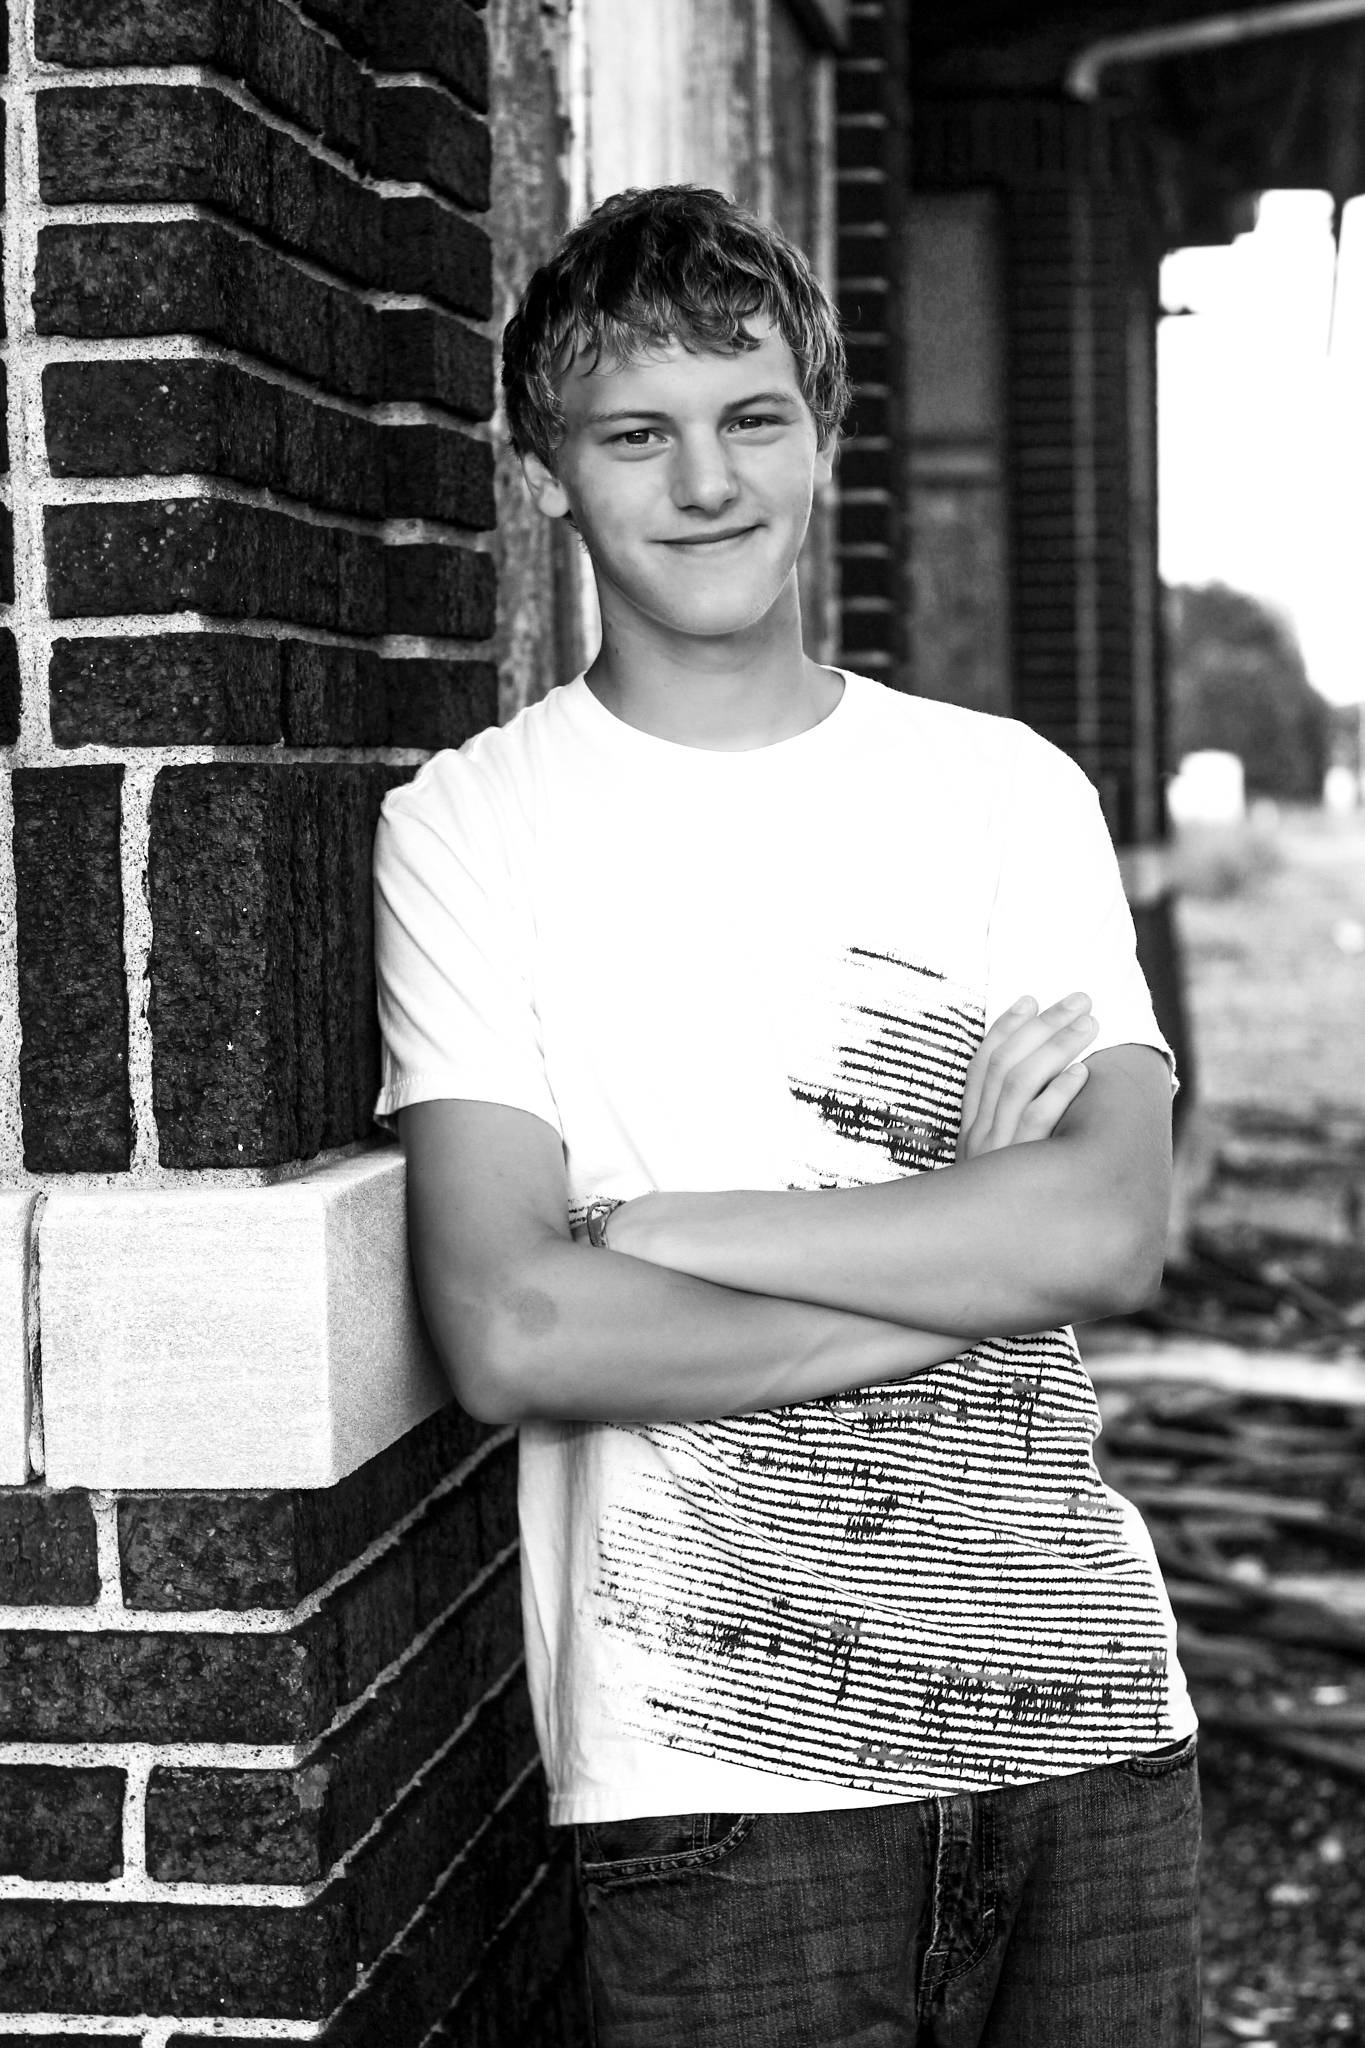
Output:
[0, 1193, 37, 1488]
[10, 766, 130, 1173]
[118, 1403, 491, 1610]
[381, 306, 494, 418]
[280, 642, 387, 749]
[40, 1151, 450, 1489]
[385, 543, 497, 639]
[35, 222, 383, 402]
[384, 658, 498, 751]
[381, 195, 493, 318]
[0, 1763, 124, 1880]
[0, 1488, 99, 1604]
[50, 634, 283, 748]
[45, 499, 386, 634]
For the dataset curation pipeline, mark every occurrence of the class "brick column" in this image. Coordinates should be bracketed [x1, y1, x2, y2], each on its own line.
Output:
[0, 0, 581, 2036]
[835, 0, 910, 688]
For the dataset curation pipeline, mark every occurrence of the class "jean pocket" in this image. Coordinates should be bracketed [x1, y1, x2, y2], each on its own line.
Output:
[1119, 1731, 1199, 1779]
[578, 1810, 755, 1885]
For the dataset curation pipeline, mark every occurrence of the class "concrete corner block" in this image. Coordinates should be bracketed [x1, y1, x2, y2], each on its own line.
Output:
[0, 1190, 38, 1487]
[40, 1150, 450, 1490]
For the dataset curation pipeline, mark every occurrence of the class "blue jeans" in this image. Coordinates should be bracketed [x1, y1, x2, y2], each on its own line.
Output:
[575, 1734, 1201, 2046]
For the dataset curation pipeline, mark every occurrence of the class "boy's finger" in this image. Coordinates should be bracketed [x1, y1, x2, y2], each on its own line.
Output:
[1013, 1062, 1091, 1144]
[977, 1016, 1097, 1149]
[960, 996, 1036, 1135]
[972, 997, 1093, 1135]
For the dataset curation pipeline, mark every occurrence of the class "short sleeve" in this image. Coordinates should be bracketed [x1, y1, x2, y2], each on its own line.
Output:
[372, 752, 563, 1133]
[985, 728, 1175, 1087]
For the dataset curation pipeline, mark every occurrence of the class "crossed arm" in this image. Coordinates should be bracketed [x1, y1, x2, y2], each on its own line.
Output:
[400, 995, 1172, 1428]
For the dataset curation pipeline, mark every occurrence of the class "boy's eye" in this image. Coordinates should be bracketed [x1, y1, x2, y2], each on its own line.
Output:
[613, 429, 658, 446]
[729, 414, 783, 432]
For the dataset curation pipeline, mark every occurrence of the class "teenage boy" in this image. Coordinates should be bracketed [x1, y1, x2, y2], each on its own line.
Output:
[375, 186, 1199, 2047]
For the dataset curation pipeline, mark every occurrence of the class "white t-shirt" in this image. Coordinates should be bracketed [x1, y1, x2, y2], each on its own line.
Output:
[374, 670, 1195, 1825]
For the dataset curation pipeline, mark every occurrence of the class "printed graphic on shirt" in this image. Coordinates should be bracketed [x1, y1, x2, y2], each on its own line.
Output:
[787, 946, 984, 1178]
[584, 944, 1178, 1795]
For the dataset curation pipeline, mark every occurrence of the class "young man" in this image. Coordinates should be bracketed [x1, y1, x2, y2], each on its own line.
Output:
[375, 186, 1199, 2047]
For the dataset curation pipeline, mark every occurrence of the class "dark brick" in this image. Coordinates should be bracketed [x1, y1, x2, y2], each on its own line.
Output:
[382, 307, 495, 418]
[0, 1890, 350, 2018]
[386, 543, 496, 639]
[385, 658, 498, 750]
[0, 1764, 124, 1880]
[119, 1404, 491, 1611]
[281, 641, 387, 749]
[0, 360, 8, 470]
[0, 1620, 335, 1744]
[0, 1491, 99, 1606]
[298, 0, 489, 112]
[11, 767, 130, 1173]
[38, 87, 491, 315]
[45, 499, 385, 634]
[373, 84, 490, 207]
[0, 631, 16, 746]
[43, 360, 386, 519]
[321, 1773, 548, 2047]
[147, 763, 405, 1168]
[50, 634, 282, 747]
[34, 0, 488, 195]
[35, 221, 383, 403]
[147, 1575, 524, 1879]
[0, 506, 13, 605]
[432, 1846, 581, 2045]
[384, 424, 496, 530]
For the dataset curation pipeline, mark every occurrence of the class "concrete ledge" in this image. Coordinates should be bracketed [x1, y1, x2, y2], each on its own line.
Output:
[40, 1150, 451, 1489]
[0, 1191, 38, 1487]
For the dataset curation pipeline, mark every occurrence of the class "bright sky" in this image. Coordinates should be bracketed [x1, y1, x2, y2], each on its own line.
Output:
[1159, 189, 1365, 708]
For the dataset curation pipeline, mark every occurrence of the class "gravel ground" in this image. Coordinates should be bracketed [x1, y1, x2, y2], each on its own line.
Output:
[1175, 808, 1365, 1121]
[1165, 803, 1365, 2039]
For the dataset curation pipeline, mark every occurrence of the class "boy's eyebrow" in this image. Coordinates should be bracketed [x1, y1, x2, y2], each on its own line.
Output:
[582, 389, 802, 426]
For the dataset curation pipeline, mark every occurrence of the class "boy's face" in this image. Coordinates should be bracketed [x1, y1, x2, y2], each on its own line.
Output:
[521, 317, 833, 642]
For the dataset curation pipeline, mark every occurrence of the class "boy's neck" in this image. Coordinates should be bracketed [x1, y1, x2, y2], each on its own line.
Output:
[584, 575, 842, 752]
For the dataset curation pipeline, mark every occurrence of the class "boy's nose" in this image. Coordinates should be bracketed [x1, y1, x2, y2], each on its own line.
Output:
[671, 434, 740, 514]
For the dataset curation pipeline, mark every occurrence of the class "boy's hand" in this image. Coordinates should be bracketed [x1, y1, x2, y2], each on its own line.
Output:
[956, 993, 1097, 1161]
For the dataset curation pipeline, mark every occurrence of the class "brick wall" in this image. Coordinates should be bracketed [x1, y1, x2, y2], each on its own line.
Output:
[911, 97, 1164, 842]
[835, 0, 910, 689]
[0, 0, 582, 2035]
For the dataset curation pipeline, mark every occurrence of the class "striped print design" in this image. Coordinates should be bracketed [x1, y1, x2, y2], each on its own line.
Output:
[788, 947, 984, 1178]
[592, 1329, 1176, 1795]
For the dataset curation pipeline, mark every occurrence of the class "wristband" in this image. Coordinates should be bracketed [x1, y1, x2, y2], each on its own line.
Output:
[583, 1197, 625, 1249]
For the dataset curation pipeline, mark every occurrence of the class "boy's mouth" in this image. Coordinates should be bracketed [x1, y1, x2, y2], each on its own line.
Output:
[659, 525, 761, 548]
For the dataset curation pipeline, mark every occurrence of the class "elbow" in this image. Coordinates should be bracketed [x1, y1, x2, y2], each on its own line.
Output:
[1062, 1206, 1167, 1323]
[422, 1299, 538, 1427]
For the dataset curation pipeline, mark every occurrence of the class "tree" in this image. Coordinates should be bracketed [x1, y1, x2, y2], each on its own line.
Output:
[1165, 582, 1332, 802]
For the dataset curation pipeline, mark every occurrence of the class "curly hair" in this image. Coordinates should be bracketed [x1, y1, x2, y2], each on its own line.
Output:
[501, 185, 849, 468]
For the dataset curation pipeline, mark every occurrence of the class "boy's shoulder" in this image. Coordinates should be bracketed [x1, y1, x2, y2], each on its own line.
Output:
[846, 672, 1080, 785]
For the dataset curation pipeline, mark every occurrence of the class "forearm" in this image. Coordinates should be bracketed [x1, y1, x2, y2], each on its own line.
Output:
[412, 1227, 964, 1426]
[607, 1051, 1172, 1335]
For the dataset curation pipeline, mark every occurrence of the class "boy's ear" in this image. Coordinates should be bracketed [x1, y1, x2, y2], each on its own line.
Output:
[813, 431, 838, 489]
[519, 449, 573, 521]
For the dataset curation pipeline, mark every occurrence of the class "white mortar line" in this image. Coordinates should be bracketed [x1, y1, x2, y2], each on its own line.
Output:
[0, 1740, 307, 1768]
[40, 468, 497, 548]
[91, 1492, 126, 1614]
[31, 607, 492, 659]
[0, 1433, 515, 1631]
[0, 2021, 322, 2040]
[0, 764, 24, 1202]
[120, 1749, 150, 1881]
[118, 759, 157, 1172]
[23, 1189, 44, 1475]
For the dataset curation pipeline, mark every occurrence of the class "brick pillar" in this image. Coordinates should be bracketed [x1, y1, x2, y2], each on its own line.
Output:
[0, 0, 581, 2036]
[835, 0, 911, 688]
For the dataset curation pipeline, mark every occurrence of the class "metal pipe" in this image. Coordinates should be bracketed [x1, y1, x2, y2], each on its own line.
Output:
[1066, 0, 1365, 100]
